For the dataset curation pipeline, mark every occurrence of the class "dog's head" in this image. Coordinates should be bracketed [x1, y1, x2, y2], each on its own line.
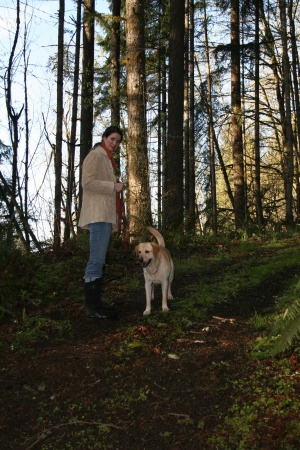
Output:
[135, 242, 160, 268]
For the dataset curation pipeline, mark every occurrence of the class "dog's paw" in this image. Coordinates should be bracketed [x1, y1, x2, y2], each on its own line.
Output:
[143, 310, 151, 316]
[162, 307, 169, 312]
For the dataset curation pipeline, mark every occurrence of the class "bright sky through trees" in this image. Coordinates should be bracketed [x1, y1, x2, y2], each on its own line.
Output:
[0, 0, 109, 241]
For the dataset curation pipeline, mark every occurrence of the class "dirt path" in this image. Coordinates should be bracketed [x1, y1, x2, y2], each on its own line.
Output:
[0, 252, 299, 449]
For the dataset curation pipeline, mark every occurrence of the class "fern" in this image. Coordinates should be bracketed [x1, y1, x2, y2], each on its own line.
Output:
[269, 299, 300, 355]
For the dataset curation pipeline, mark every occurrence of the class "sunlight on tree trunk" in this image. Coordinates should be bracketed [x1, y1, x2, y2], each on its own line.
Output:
[231, 0, 245, 230]
[126, 0, 152, 237]
[279, 0, 294, 227]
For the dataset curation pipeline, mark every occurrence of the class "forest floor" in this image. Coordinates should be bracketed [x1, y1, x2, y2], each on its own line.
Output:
[1, 237, 300, 449]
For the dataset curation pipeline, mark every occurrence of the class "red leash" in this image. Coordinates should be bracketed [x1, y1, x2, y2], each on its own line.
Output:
[116, 190, 127, 247]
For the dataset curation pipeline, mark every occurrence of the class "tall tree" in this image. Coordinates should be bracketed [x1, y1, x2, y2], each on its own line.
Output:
[254, 0, 264, 226]
[184, 0, 190, 227]
[288, 0, 300, 223]
[231, 0, 245, 229]
[158, 1, 168, 230]
[64, 0, 82, 240]
[5, 0, 23, 243]
[126, 0, 152, 236]
[23, 19, 30, 247]
[204, 1, 217, 234]
[279, 0, 294, 227]
[111, 0, 121, 128]
[188, 0, 196, 232]
[53, 0, 65, 248]
[79, 0, 95, 210]
[164, 0, 185, 230]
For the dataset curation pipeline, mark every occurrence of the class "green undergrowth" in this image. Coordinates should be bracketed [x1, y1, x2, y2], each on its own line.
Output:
[2, 234, 300, 349]
[253, 275, 300, 357]
[2, 233, 300, 448]
[207, 357, 300, 449]
[144, 242, 300, 328]
[210, 273, 300, 448]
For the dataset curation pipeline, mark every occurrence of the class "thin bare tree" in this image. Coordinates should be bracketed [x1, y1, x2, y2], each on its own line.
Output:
[4, 0, 24, 242]
[53, 0, 65, 248]
[204, 1, 217, 234]
[64, 0, 82, 240]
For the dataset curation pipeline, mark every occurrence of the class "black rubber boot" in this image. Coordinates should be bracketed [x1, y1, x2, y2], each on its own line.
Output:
[84, 278, 117, 320]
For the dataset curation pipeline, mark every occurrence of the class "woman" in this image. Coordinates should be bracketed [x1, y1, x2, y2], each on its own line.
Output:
[78, 126, 125, 320]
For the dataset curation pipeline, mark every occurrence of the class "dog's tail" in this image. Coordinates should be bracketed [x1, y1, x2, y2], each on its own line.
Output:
[147, 226, 165, 247]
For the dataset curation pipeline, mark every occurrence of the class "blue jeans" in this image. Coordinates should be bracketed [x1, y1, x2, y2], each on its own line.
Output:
[84, 222, 112, 281]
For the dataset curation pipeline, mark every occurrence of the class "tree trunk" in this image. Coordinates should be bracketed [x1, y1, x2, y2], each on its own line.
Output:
[231, 0, 245, 229]
[65, 0, 81, 240]
[188, 0, 196, 232]
[288, 0, 300, 224]
[157, 2, 167, 230]
[5, 0, 23, 244]
[260, 3, 289, 220]
[79, 0, 95, 211]
[204, 2, 217, 235]
[254, 0, 264, 226]
[53, 0, 65, 248]
[279, 0, 294, 227]
[23, 36, 30, 246]
[111, 0, 121, 129]
[126, 0, 152, 237]
[164, 0, 185, 230]
[184, 0, 190, 226]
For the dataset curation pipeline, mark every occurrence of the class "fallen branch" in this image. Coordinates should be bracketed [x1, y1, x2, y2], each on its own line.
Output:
[212, 315, 236, 323]
[23, 420, 123, 449]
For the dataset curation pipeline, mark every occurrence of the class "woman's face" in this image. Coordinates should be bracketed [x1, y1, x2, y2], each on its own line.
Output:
[103, 133, 122, 153]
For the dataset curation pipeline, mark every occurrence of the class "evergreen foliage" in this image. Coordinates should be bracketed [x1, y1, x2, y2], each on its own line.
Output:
[268, 280, 300, 355]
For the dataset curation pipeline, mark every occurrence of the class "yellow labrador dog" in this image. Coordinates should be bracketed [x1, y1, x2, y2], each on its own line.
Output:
[135, 226, 174, 315]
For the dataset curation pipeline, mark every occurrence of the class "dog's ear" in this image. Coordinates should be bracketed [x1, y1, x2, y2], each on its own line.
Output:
[151, 243, 160, 256]
[135, 245, 139, 257]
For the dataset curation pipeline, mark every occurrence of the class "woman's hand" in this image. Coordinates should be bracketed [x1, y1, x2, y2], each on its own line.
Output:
[114, 182, 125, 192]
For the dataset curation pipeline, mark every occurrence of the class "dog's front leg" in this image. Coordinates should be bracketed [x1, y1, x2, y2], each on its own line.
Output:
[143, 281, 152, 315]
[161, 281, 169, 312]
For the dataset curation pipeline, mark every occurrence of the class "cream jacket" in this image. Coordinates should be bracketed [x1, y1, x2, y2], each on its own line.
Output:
[78, 145, 117, 230]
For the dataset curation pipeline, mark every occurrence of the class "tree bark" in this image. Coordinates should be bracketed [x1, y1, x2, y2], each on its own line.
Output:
[126, 0, 152, 237]
[184, 0, 190, 225]
[288, 0, 300, 223]
[111, 0, 121, 129]
[254, 0, 264, 226]
[231, 0, 245, 229]
[164, 0, 185, 230]
[5, 0, 23, 243]
[188, 0, 196, 232]
[79, 0, 95, 211]
[157, 2, 167, 229]
[279, 0, 294, 227]
[65, 0, 81, 240]
[53, 0, 65, 248]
